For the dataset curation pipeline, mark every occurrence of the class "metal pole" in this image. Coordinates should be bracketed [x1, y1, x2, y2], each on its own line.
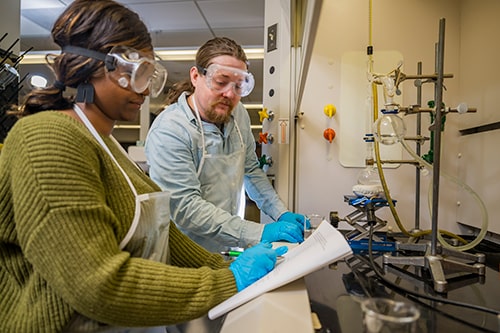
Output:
[415, 62, 422, 230]
[431, 18, 446, 256]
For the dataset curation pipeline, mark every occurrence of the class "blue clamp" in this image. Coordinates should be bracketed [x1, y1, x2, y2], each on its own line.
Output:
[348, 238, 397, 253]
[380, 108, 399, 114]
[345, 195, 396, 208]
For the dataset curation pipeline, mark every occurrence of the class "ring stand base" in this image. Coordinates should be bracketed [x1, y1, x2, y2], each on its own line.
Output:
[383, 241, 486, 293]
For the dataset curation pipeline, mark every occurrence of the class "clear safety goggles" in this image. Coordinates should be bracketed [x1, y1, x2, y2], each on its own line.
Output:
[105, 46, 167, 98]
[62, 45, 167, 98]
[197, 63, 254, 97]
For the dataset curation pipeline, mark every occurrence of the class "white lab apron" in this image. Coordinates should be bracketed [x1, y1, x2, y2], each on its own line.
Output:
[63, 105, 171, 333]
[193, 98, 246, 217]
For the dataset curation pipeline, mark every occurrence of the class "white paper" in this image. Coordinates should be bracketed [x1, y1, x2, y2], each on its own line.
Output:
[208, 221, 353, 319]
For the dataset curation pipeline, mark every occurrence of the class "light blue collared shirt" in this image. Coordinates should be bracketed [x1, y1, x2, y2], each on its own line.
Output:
[145, 92, 288, 252]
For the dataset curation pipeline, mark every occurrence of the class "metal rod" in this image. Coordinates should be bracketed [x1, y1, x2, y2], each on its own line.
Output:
[402, 135, 429, 142]
[0, 33, 8, 45]
[431, 18, 446, 256]
[400, 73, 453, 80]
[0, 38, 19, 66]
[379, 159, 421, 165]
[399, 106, 477, 114]
[415, 61, 423, 230]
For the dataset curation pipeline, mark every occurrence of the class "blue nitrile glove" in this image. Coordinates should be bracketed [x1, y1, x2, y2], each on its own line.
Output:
[261, 221, 303, 243]
[278, 212, 311, 230]
[229, 243, 288, 291]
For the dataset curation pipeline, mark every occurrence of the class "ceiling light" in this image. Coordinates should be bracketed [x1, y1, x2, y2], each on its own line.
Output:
[19, 51, 54, 65]
[29, 74, 48, 88]
[19, 47, 264, 65]
[155, 47, 264, 61]
[241, 48, 265, 59]
[154, 48, 197, 61]
[243, 103, 263, 110]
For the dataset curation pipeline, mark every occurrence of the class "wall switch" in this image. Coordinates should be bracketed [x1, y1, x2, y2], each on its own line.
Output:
[267, 23, 277, 52]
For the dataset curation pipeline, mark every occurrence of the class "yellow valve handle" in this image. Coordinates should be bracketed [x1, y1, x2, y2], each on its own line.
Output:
[258, 108, 269, 123]
[324, 104, 337, 118]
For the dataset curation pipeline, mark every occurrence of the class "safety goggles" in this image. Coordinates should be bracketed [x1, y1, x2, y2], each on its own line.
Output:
[62, 45, 167, 97]
[105, 46, 167, 97]
[197, 63, 254, 97]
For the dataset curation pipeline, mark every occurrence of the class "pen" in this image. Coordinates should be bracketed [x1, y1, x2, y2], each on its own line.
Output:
[220, 250, 285, 260]
[220, 250, 244, 257]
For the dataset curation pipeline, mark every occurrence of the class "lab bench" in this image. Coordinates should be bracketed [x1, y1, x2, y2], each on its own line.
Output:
[305, 238, 500, 333]
[167, 236, 499, 333]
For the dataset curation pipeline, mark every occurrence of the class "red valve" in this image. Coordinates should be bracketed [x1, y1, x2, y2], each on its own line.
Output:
[259, 132, 269, 144]
[323, 128, 336, 143]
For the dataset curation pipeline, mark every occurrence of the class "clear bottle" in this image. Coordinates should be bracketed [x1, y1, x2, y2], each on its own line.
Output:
[358, 135, 381, 186]
[353, 135, 383, 197]
[357, 161, 381, 186]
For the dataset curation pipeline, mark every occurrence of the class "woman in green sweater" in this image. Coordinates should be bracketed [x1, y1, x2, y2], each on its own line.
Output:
[0, 1, 286, 332]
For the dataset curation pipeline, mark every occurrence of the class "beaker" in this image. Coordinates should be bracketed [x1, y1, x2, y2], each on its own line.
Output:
[361, 298, 420, 333]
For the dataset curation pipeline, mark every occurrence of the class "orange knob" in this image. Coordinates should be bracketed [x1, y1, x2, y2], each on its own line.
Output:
[323, 128, 336, 143]
[259, 132, 268, 144]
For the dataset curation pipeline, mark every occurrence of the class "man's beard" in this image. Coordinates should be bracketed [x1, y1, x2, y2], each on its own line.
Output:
[205, 99, 234, 124]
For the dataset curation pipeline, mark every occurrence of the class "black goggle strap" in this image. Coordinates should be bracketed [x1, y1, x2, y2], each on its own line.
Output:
[196, 65, 207, 76]
[61, 45, 116, 72]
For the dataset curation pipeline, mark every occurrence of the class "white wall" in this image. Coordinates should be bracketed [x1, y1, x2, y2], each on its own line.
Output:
[0, 0, 20, 57]
[455, 0, 500, 235]
[295, 0, 496, 236]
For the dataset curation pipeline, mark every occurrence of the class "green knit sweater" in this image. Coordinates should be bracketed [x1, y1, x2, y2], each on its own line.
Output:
[0, 111, 237, 332]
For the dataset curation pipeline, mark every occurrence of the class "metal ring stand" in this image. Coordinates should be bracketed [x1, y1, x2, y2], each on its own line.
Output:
[380, 18, 485, 293]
